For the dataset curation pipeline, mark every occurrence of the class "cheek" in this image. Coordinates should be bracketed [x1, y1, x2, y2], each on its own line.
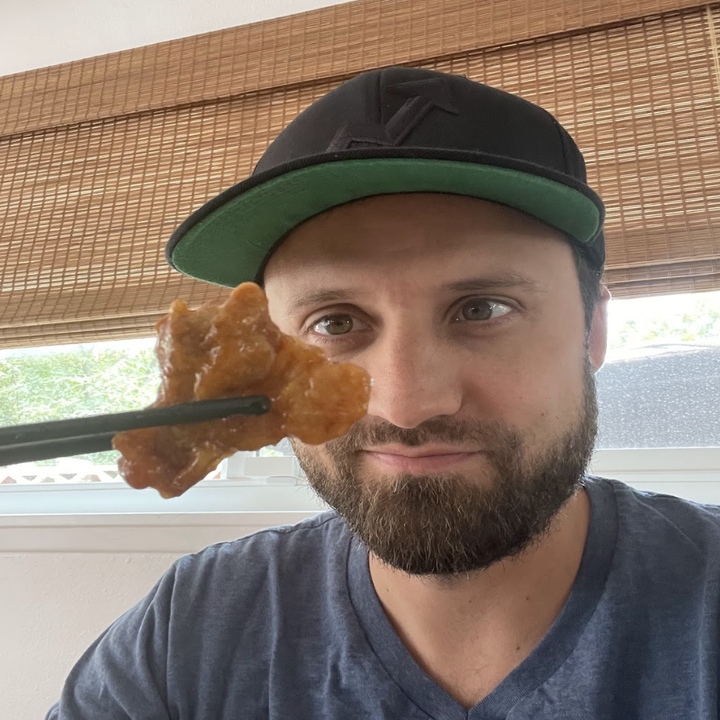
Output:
[464, 337, 587, 433]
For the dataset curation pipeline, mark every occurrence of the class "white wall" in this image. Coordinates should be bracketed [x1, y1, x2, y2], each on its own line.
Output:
[0, 1, 349, 717]
[1, 552, 183, 718]
[0, 0, 352, 77]
[0, 511, 319, 719]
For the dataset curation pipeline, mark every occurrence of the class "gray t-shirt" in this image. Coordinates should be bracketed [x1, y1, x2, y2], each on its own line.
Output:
[46, 476, 720, 719]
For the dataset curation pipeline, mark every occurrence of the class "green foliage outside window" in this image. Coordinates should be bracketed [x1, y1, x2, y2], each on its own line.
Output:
[609, 299, 720, 350]
[0, 344, 159, 464]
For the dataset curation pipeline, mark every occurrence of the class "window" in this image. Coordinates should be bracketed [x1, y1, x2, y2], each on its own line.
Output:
[596, 291, 720, 449]
[589, 290, 720, 502]
[0, 290, 718, 512]
[0, 337, 158, 486]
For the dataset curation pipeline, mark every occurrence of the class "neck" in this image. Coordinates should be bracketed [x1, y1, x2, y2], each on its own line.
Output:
[368, 486, 591, 707]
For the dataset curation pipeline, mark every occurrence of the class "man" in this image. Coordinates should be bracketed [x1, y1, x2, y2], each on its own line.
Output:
[47, 67, 720, 719]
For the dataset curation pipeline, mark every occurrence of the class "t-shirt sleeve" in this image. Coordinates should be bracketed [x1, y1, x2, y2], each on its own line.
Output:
[44, 563, 178, 720]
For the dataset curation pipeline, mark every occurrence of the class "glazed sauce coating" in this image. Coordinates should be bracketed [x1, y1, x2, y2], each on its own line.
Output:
[113, 283, 370, 498]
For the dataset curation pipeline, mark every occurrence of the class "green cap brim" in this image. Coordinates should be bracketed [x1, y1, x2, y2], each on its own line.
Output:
[169, 158, 602, 287]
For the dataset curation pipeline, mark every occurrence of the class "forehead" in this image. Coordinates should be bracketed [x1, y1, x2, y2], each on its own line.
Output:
[263, 193, 574, 289]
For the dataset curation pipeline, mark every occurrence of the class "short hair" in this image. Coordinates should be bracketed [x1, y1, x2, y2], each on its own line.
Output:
[572, 244, 603, 333]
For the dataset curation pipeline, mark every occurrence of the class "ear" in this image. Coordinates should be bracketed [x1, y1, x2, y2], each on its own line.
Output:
[588, 284, 612, 371]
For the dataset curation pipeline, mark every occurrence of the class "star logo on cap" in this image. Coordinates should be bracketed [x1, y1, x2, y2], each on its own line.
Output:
[327, 76, 460, 151]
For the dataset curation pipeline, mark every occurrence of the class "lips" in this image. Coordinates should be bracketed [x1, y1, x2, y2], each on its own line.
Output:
[360, 447, 483, 473]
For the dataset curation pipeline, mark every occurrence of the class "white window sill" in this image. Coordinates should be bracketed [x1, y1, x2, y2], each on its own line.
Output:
[0, 477, 325, 515]
[0, 480, 328, 552]
[588, 447, 720, 502]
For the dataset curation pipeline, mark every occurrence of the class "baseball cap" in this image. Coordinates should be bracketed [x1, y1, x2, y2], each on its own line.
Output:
[166, 66, 605, 286]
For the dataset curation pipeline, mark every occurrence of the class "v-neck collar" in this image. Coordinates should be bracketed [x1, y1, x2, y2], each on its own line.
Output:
[345, 477, 619, 720]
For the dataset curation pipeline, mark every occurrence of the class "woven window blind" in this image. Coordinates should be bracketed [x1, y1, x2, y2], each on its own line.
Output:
[1, 0, 719, 349]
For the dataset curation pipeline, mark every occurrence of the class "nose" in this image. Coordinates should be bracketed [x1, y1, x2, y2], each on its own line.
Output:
[363, 327, 464, 429]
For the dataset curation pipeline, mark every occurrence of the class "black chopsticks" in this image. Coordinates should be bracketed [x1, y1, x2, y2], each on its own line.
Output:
[0, 395, 271, 466]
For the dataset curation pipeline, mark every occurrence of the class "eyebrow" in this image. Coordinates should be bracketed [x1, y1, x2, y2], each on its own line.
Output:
[289, 274, 548, 310]
[444, 274, 549, 295]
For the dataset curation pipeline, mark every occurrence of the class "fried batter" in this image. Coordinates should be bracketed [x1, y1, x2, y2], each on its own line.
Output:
[113, 283, 370, 498]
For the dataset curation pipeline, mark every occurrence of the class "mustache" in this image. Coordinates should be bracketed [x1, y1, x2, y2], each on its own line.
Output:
[324, 416, 523, 454]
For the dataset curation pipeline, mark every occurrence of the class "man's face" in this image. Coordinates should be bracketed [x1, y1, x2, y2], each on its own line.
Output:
[264, 193, 609, 576]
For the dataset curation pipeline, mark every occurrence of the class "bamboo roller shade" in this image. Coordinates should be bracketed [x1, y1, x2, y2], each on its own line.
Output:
[1, 0, 719, 348]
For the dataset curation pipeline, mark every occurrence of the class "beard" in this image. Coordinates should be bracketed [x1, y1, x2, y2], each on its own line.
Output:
[292, 358, 598, 577]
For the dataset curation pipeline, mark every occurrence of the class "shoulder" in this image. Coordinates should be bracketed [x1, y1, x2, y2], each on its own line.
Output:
[589, 475, 720, 558]
[170, 511, 349, 593]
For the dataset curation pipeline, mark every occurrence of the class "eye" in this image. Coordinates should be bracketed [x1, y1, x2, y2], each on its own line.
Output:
[311, 314, 358, 336]
[454, 298, 513, 323]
